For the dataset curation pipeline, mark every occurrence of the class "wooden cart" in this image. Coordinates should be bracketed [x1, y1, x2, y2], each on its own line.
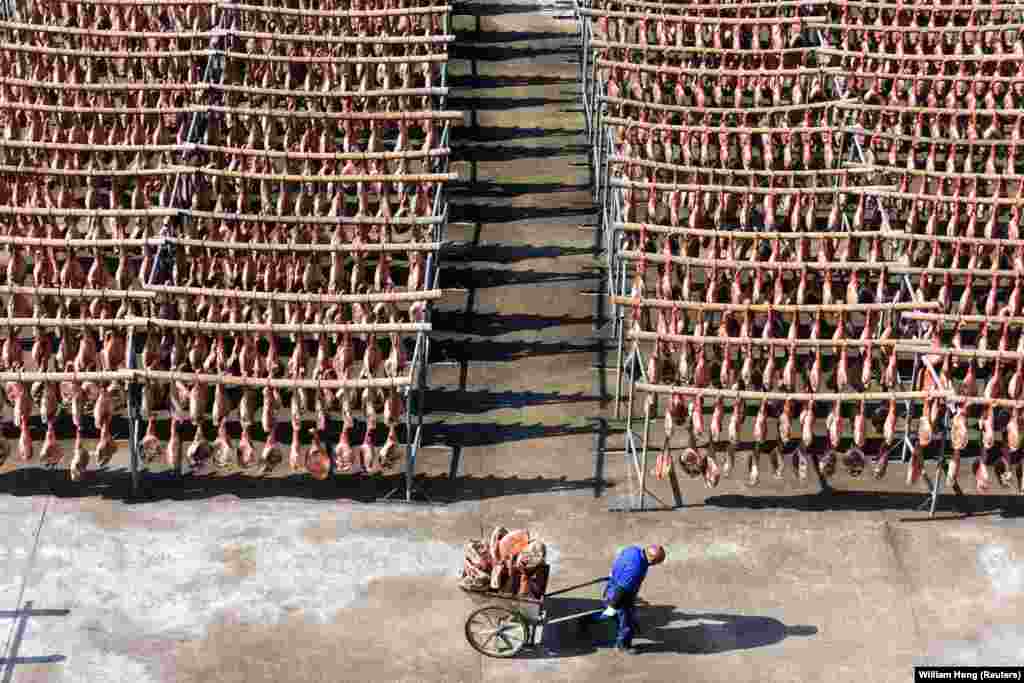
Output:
[461, 574, 609, 658]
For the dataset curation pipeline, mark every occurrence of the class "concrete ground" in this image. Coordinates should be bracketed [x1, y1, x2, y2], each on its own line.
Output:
[0, 1, 1021, 682]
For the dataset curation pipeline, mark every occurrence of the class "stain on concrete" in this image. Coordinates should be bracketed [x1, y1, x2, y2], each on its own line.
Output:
[978, 544, 1024, 595]
[921, 624, 1024, 667]
[221, 545, 257, 578]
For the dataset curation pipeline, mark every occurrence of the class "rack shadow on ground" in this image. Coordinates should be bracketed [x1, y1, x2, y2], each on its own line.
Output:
[443, 243, 593, 264]
[453, 144, 589, 163]
[706, 490, 1021, 517]
[426, 388, 595, 414]
[432, 310, 594, 336]
[430, 339, 599, 364]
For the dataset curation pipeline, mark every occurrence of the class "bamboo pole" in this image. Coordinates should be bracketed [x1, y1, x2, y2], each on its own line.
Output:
[221, 50, 448, 65]
[827, 71, 1024, 87]
[145, 284, 444, 304]
[949, 395, 1024, 409]
[903, 311, 1024, 326]
[0, 369, 134, 382]
[580, 7, 825, 24]
[847, 187, 1024, 206]
[204, 104, 464, 122]
[0, 102, 193, 115]
[608, 156, 874, 179]
[807, 21, 1024, 33]
[163, 237, 442, 253]
[600, 94, 834, 116]
[0, 139, 181, 154]
[0, 22, 212, 38]
[51, 0, 217, 5]
[136, 368, 412, 390]
[0, 208, 177, 220]
[0, 165, 176, 177]
[610, 178, 892, 195]
[612, 221, 880, 240]
[0, 317, 145, 329]
[0, 43, 206, 58]
[889, 265, 1023, 277]
[0, 77, 200, 92]
[839, 126, 1019, 146]
[603, 115, 830, 134]
[229, 3, 452, 18]
[209, 82, 448, 99]
[179, 166, 458, 183]
[595, 58, 821, 79]
[629, 330, 910, 348]
[226, 29, 455, 45]
[883, 233, 1024, 249]
[836, 101, 1024, 116]
[610, 295, 938, 312]
[194, 143, 449, 162]
[819, 46, 1022, 64]
[618, 250, 891, 271]
[0, 286, 155, 300]
[897, 343, 1024, 362]
[592, 39, 814, 55]
[634, 382, 946, 402]
[864, 164, 1024, 182]
[128, 318, 431, 334]
[831, 0, 1021, 10]
[186, 210, 442, 226]
[590, 0, 816, 11]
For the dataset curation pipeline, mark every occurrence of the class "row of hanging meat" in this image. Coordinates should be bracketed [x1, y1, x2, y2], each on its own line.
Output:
[580, 0, 1024, 489]
[0, 0, 458, 480]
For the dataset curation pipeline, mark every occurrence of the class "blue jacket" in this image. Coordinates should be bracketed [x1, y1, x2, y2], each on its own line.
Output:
[609, 546, 649, 594]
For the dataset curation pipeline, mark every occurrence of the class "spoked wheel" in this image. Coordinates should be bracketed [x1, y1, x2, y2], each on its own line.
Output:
[464, 606, 529, 658]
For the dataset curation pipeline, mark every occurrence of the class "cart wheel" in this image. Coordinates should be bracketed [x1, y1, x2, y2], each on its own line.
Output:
[464, 605, 529, 658]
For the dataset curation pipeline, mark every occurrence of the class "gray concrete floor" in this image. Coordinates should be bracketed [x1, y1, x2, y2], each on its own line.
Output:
[0, 2, 1021, 682]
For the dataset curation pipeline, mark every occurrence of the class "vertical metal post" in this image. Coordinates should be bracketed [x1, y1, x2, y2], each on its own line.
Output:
[127, 327, 140, 497]
[639, 395, 653, 512]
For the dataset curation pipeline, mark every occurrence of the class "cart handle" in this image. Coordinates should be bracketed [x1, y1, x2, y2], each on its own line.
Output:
[543, 577, 610, 598]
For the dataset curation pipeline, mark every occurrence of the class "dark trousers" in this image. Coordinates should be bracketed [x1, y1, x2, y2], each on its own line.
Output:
[583, 585, 638, 647]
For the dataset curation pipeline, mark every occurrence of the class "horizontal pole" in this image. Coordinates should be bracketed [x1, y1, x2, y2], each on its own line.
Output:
[178, 165, 458, 183]
[808, 21, 1024, 34]
[630, 331, 911, 348]
[210, 82, 448, 99]
[145, 284, 443, 304]
[581, 0, 815, 11]
[127, 318, 431, 334]
[865, 164, 1024, 182]
[828, 71, 1024, 87]
[0, 209, 177, 220]
[229, 3, 452, 18]
[186, 210, 442, 226]
[903, 311, 1024, 326]
[831, 0, 1021, 10]
[600, 94, 834, 116]
[136, 368, 412, 390]
[897, 343, 1024, 362]
[603, 114, 828, 134]
[882, 233, 1024, 249]
[619, 250, 890, 271]
[610, 295, 938, 312]
[0, 165, 175, 177]
[889, 265, 1022, 277]
[0, 287, 155, 300]
[580, 7, 824, 24]
[592, 39, 813, 55]
[195, 144, 449, 162]
[595, 58, 821, 79]
[612, 222, 880, 241]
[221, 29, 455, 45]
[846, 187, 1024, 206]
[221, 50, 448, 65]
[836, 100, 1024, 116]
[0, 369, 133, 382]
[167, 237, 442, 253]
[634, 382, 945, 402]
[608, 156, 873, 179]
[205, 104, 464, 122]
[820, 46, 1024, 64]
[611, 178, 893, 195]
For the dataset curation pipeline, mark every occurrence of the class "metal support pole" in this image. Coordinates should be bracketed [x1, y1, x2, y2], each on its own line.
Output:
[127, 327, 141, 496]
[639, 395, 652, 512]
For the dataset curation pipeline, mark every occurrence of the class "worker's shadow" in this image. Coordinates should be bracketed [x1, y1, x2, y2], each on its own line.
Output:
[638, 608, 818, 655]
[538, 601, 816, 657]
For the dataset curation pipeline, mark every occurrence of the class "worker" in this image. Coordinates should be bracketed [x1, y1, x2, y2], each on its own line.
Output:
[579, 544, 666, 654]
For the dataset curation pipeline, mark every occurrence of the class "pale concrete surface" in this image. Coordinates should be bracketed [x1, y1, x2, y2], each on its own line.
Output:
[0, 2, 1021, 682]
